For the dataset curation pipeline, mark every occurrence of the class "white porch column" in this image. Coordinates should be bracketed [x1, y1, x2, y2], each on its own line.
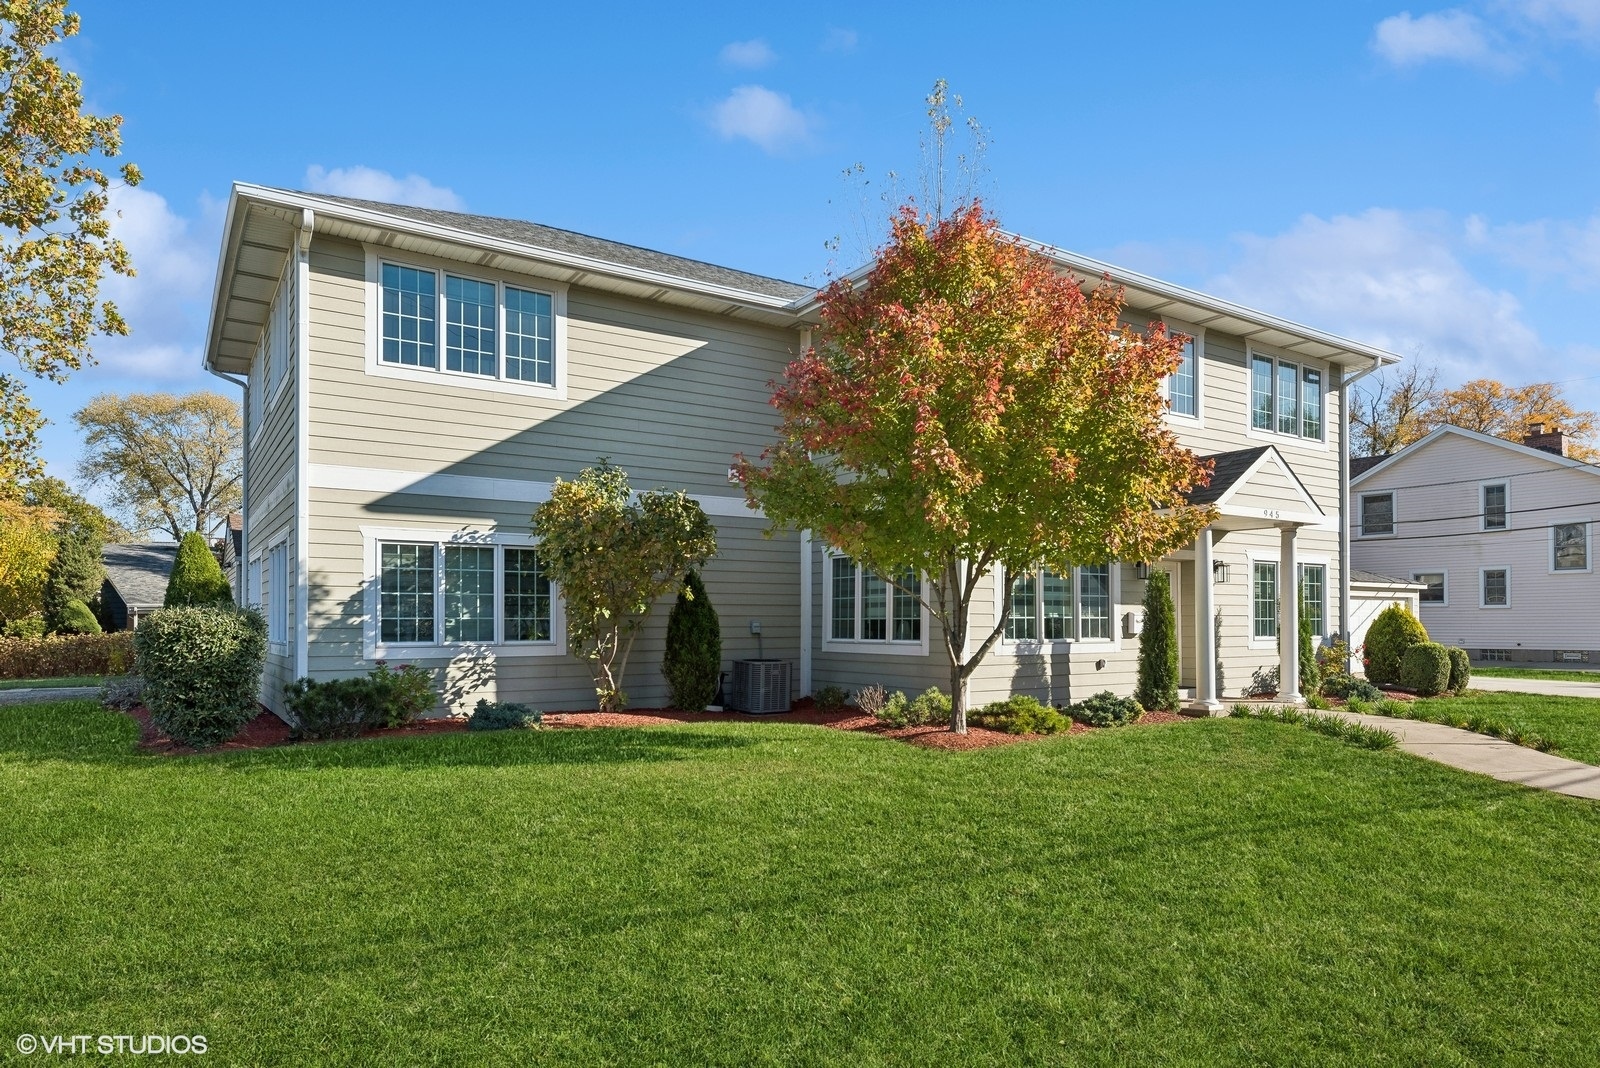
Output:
[1192, 527, 1222, 714]
[799, 530, 813, 697]
[1279, 524, 1303, 703]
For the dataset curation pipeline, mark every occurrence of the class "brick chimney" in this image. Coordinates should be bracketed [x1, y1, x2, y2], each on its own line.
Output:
[1522, 423, 1569, 457]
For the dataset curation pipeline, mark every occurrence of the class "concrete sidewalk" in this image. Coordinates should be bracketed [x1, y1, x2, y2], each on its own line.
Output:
[1329, 710, 1600, 800]
[1469, 675, 1600, 699]
[0, 686, 100, 706]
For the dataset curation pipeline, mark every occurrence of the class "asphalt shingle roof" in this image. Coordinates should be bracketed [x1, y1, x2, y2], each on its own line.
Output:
[1350, 455, 1387, 477]
[284, 190, 815, 302]
[102, 543, 178, 610]
[1183, 446, 1271, 506]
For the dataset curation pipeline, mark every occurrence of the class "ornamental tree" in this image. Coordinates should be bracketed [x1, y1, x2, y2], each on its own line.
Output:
[737, 203, 1214, 733]
[531, 462, 717, 711]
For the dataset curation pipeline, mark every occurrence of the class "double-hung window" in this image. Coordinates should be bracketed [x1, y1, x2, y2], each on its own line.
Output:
[1166, 329, 1199, 418]
[1299, 563, 1326, 637]
[376, 538, 556, 648]
[1250, 351, 1324, 441]
[1481, 567, 1509, 608]
[1252, 561, 1278, 639]
[1004, 564, 1113, 642]
[378, 259, 559, 387]
[1553, 523, 1589, 572]
[1360, 492, 1394, 537]
[1482, 482, 1508, 531]
[827, 555, 922, 646]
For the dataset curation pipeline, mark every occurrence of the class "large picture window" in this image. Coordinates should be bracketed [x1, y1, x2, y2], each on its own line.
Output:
[827, 555, 922, 646]
[1004, 564, 1112, 642]
[1250, 352, 1324, 441]
[378, 259, 559, 387]
[377, 538, 555, 647]
[1553, 523, 1588, 572]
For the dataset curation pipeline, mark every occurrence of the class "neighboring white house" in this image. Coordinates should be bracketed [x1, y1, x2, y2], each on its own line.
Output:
[201, 184, 1400, 718]
[1351, 424, 1600, 665]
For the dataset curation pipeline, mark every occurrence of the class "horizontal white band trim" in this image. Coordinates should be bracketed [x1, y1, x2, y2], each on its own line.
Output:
[309, 463, 763, 518]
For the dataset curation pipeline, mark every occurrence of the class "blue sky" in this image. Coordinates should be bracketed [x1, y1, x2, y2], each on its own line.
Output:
[24, 0, 1600, 495]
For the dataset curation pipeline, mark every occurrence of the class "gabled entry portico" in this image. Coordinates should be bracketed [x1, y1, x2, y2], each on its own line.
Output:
[1185, 447, 1327, 714]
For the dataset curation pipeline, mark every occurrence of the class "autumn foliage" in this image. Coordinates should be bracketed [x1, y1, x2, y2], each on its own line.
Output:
[739, 203, 1214, 731]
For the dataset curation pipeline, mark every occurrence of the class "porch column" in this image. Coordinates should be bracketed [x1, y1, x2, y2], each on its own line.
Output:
[1192, 527, 1222, 714]
[1279, 524, 1303, 703]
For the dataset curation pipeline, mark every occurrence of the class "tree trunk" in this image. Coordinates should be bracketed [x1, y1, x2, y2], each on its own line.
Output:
[949, 659, 968, 734]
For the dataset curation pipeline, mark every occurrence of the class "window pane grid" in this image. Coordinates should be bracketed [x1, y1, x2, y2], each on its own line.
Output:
[1483, 569, 1508, 606]
[380, 542, 435, 643]
[1483, 484, 1508, 530]
[861, 572, 887, 641]
[444, 275, 497, 376]
[505, 286, 554, 384]
[1251, 356, 1273, 431]
[504, 548, 552, 641]
[831, 557, 857, 640]
[1169, 337, 1197, 416]
[443, 546, 496, 642]
[1276, 362, 1299, 435]
[1253, 561, 1278, 639]
[380, 264, 437, 368]
[1041, 570, 1071, 640]
[1301, 368, 1323, 440]
[1078, 565, 1111, 640]
[891, 571, 920, 641]
[1299, 564, 1325, 637]
[1005, 573, 1038, 640]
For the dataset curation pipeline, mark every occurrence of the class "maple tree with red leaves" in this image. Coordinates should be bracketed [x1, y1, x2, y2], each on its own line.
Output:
[738, 202, 1215, 733]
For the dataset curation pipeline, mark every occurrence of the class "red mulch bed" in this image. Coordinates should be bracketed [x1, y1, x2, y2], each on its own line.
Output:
[126, 702, 1193, 756]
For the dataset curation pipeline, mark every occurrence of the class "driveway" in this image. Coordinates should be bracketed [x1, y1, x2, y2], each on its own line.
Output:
[1471, 675, 1600, 699]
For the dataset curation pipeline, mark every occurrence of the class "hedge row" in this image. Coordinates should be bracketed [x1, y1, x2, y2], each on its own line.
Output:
[0, 632, 136, 679]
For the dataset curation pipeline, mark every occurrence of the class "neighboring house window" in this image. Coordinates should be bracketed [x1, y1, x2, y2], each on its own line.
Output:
[1360, 493, 1395, 537]
[376, 538, 555, 647]
[1482, 482, 1508, 531]
[1253, 561, 1277, 639]
[1168, 333, 1197, 417]
[1250, 352, 1324, 441]
[268, 542, 289, 645]
[379, 259, 560, 387]
[828, 555, 921, 645]
[1481, 567, 1509, 608]
[1299, 563, 1325, 637]
[1413, 572, 1446, 604]
[1553, 523, 1588, 572]
[1004, 564, 1112, 642]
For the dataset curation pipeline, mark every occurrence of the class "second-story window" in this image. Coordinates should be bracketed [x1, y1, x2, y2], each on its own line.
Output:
[1250, 352, 1324, 441]
[1482, 482, 1508, 530]
[1360, 492, 1395, 537]
[379, 260, 559, 388]
[1168, 333, 1197, 417]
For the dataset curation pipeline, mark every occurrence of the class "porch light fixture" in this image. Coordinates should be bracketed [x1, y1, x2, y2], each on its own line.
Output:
[1212, 561, 1231, 584]
[1133, 562, 1153, 580]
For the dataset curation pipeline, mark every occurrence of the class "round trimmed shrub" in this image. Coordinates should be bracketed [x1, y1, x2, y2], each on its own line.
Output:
[662, 569, 721, 711]
[1445, 646, 1471, 694]
[135, 606, 267, 747]
[1399, 641, 1451, 697]
[1134, 570, 1179, 712]
[56, 598, 102, 635]
[1363, 605, 1429, 686]
[164, 531, 233, 607]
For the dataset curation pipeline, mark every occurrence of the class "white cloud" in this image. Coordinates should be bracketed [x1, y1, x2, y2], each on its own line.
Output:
[1464, 211, 1600, 287]
[1502, 0, 1600, 41]
[94, 184, 219, 380]
[303, 165, 464, 211]
[708, 85, 816, 154]
[822, 27, 859, 52]
[1372, 9, 1509, 67]
[719, 38, 776, 68]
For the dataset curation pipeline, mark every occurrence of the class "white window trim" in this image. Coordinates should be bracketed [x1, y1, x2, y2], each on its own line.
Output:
[1161, 318, 1203, 425]
[1550, 520, 1592, 574]
[1413, 570, 1448, 608]
[1357, 491, 1397, 539]
[991, 562, 1122, 656]
[1296, 556, 1332, 640]
[250, 530, 292, 657]
[1244, 343, 1329, 452]
[359, 525, 567, 661]
[1479, 566, 1511, 609]
[362, 247, 570, 401]
[1247, 552, 1281, 650]
[268, 262, 294, 412]
[1480, 480, 1510, 532]
[821, 551, 930, 657]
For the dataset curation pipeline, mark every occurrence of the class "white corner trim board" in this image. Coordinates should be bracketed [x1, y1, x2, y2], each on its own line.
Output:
[307, 464, 763, 519]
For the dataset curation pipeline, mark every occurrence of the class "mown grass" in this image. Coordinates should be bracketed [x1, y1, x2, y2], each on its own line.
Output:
[1418, 690, 1600, 766]
[0, 675, 102, 691]
[1473, 666, 1600, 683]
[3, 699, 1599, 1066]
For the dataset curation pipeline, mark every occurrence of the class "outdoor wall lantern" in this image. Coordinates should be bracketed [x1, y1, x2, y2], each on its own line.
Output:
[1212, 561, 1231, 584]
[1133, 562, 1153, 580]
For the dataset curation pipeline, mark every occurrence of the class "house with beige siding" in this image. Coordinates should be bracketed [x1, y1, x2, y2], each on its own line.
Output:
[202, 184, 1399, 718]
[1351, 424, 1600, 666]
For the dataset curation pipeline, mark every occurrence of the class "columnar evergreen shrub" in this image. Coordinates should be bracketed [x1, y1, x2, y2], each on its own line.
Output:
[42, 526, 104, 634]
[163, 531, 232, 607]
[1297, 590, 1320, 697]
[1134, 570, 1178, 712]
[1363, 605, 1429, 686]
[135, 606, 266, 747]
[662, 569, 721, 711]
[1399, 642, 1451, 697]
[1445, 646, 1471, 694]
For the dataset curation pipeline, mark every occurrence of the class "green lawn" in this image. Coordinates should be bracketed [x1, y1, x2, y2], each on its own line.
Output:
[1473, 666, 1600, 683]
[1418, 690, 1600, 766]
[4, 700, 1599, 1066]
[0, 675, 102, 691]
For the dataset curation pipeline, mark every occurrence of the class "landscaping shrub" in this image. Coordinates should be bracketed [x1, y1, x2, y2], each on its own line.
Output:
[99, 674, 145, 711]
[1323, 674, 1383, 703]
[1399, 642, 1451, 697]
[42, 526, 104, 634]
[55, 598, 101, 635]
[662, 569, 720, 711]
[163, 531, 232, 607]
[1363, 604, 1429, 686]
[2, 614, 46, 639]
[854, 684, 887, 718]
[283, 662, 437, 740]
[1134, 570, 1178, 712]
[0, 631, 134, 678]
[1069, 690, 1143, 727]
[467, 698, 543, 731]
[135, 606, 266, 747]
[1316, 636, 1353, 694]
[871, 687, 949, 728]
[1298, 590, 1320, 698]
[813, 685, 848, 712]
[1445, 646, 1471, 694]
[972, 694, 1069, 735]
[367, 661, 434, 727]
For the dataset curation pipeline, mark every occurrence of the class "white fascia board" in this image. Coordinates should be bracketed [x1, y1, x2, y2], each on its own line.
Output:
[200, 186, 249, 374]
[1353, 423, 1600, 487]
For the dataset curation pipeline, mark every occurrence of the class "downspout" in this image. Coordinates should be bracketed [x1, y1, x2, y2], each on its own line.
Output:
[1338, 354, 1385, 674]
[208, 366, 248, 605]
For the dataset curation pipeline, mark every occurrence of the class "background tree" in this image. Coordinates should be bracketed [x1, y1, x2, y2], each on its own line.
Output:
[738, 203, 1214, 733]
[1350, 364, 1437, 456]
[531, 462, 717, 711]
[21, 475, 128, 542]
[1351, 368, 1598, 461]
[0, 1, 140, 483]
[163, 530, 231, 607]
[41, 523, 101, 632]
[0, 495, 56, 630]
[662, 569, 722, 711]
[1133, 570, 1178, 713]
[74, 391, 242, 539]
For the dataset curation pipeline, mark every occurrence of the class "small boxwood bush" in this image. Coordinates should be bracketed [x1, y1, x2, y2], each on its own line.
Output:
[972, 694, 1069, 735]
[813, 685, 849, 712]
[1399, 641, 1451, 697]
[468, 698, 543, 731]
[1069, 690, 1143, 728]
[283, 662, 436, 740]
[1323, 674, 1383, 703]
[1445, 646, 1471, 694]
[0, 631, 134, 678]
[871, 687, 950, 728]
[135, 606, 267, 748]
[1363, 605, 1429, 687]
